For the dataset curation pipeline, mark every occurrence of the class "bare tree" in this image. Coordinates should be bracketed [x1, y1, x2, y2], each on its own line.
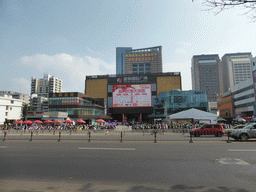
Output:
[197, 0, 256, 21]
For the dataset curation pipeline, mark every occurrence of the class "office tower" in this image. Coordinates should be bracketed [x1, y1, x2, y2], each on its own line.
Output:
[251, 57, 256, 116]
[116, 46, 163, 75]
[31, 73, 63, 97]
[191, 54, 222, 102]
[116, 47, 132, 75]
[221, 52, 252, 93]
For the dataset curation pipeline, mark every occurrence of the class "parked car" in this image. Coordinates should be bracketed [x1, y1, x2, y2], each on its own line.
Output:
[190, 124, 225, 137]
[230, 123, 256, 141]
[225, 125, 246, 134]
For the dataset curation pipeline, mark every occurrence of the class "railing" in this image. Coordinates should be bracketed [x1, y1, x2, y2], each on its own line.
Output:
[0, 128, 233, 143]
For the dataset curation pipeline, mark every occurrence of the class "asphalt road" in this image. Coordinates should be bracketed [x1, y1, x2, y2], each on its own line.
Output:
[1, 140, 256, 192]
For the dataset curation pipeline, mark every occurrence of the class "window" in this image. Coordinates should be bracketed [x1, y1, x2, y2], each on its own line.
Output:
[5, 112, 8, 116]
[6, 106, 8, 110]
[11, 100, 14, 104]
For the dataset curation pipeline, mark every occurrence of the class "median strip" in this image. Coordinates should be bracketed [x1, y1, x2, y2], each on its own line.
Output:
[78, 147, 136, 151]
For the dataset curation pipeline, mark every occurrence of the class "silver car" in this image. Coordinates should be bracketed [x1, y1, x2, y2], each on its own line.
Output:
[231, 123, 256, 141]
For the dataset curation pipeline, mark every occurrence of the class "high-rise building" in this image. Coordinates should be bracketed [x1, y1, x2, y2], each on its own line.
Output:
[30, 73, 62, 112]
[251, 57, 256, 115]
[191, 54, 222, 102]
[116, 47, 132, 75]
[31, 73, 63, 97]
[221, 52, 252, 93]
[116, 46, 163, 75]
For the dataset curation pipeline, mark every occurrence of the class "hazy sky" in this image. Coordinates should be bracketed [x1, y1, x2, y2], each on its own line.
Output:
[1, 0, 256, 94]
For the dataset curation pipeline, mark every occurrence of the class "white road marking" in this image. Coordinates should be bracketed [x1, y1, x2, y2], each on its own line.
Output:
[229, 149, 256, 152]
[0, 146, 7, 148]
[217, 158, 249, 165]
[78, 147, 135, 151]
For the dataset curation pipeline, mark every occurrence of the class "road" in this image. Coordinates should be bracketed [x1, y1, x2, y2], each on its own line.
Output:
[1, 140, 256, 191]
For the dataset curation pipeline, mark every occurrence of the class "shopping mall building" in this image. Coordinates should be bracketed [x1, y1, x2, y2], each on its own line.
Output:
[85, 72, 182, 123]
[48, 92, 109, 124]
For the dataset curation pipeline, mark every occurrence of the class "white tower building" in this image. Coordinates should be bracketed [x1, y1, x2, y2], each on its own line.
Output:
[30, 73, 63, 97]
[30, 73, 62, 112]
[221, 53, 252, 93]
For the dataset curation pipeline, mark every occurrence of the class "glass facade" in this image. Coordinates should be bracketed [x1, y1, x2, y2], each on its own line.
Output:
[152, 90, 208, 117]
[116, 47, 133, 75]
[49, 97, 79, 105]
[49, 107, 104, 116]
[48, 92, 106, 119]
[49, 97, 100, 106]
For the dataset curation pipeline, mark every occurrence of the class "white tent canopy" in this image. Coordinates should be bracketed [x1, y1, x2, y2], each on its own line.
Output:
[166, 108, 217, 124]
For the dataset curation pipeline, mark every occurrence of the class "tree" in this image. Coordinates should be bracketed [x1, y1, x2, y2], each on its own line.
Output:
[22, 103, 34, 120]
[197, 0, 256, 21]
[22, 103, 29, 121]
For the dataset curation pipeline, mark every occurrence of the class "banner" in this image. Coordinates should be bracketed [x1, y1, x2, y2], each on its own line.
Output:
[112, 84, 152, 108]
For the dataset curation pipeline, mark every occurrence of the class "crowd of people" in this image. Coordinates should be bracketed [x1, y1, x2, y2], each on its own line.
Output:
[1, 121, 237, 132]
[2, 124, 117, 131]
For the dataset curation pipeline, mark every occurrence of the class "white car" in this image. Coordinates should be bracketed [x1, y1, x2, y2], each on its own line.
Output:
[230, 123, 256, 141]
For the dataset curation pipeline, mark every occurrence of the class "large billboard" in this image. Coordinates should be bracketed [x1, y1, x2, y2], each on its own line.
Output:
[112, 84, 152, 108]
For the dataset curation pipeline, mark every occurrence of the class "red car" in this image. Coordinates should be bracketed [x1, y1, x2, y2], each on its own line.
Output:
[190, 124, 225, 137]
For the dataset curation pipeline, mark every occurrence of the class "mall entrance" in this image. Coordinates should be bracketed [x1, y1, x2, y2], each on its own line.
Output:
[110, 113, 151, 123]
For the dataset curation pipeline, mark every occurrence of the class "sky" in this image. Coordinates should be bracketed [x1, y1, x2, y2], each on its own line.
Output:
[1, 0, 256, 95]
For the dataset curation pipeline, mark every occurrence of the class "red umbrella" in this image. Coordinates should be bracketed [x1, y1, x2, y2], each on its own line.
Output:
[33, 120, 43, 124]
[96, 119, 105, 123]
[13, 120, 23, 124]
[54, 120, 63, 124]
[23, 120, 33, 124]
[77, 119, 86, 123]
[44, 120, 53, 124]
[64, 120, 72, 123]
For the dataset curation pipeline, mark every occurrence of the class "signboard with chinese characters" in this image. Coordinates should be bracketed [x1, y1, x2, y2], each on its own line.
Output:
[112, 84, 152, 108]
[108, 75, 156, 84]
